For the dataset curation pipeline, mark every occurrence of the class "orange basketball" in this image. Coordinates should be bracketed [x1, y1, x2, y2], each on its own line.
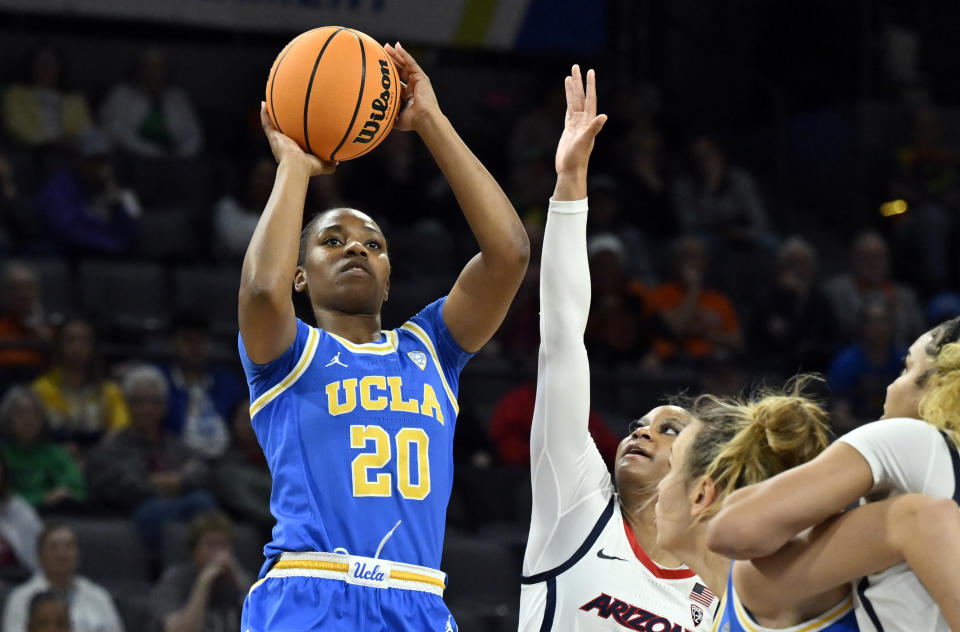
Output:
[265, 26, 401, 162]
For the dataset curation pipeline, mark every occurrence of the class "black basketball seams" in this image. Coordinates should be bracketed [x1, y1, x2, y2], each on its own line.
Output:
[329, 30, 366, 161]
[269, 33, 306, 134]
[302, 27, 346, 157]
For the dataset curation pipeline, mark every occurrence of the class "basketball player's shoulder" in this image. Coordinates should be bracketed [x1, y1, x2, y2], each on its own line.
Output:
[400, 297, 472, 370]
[839, 417, 940, 452]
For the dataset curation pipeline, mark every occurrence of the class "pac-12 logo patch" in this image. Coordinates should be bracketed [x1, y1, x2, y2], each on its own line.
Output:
[691, 604, 704, 627]
[408, 350, 428, 370]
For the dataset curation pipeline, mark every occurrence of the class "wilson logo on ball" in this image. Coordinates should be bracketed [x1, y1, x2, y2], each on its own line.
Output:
[354, 60, 393, 144]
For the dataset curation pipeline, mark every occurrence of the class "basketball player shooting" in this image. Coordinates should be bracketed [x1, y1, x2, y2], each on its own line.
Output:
[237, 41, 529, 631]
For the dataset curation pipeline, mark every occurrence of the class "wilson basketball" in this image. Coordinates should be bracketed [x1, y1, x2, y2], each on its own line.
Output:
[265, 26, 401, 162]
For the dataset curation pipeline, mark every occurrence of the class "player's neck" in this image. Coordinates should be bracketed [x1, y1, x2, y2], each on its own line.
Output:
[622, 499, 685, 569]
[672, 525, 730, 599]
[314, 309, 383, 344]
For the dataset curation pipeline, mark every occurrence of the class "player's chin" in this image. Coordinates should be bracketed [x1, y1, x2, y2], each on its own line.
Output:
[614, 456, 657, 485]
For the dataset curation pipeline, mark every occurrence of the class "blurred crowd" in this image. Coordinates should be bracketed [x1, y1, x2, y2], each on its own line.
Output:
[0, 27, 958, 632]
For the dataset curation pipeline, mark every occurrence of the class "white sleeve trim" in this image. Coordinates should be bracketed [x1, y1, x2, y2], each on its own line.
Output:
[548, 197, 589, 213]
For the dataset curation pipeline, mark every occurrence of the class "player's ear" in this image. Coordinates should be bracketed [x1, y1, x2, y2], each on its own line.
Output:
[293, 266, 307, 293]
[689, 476, 717, 519]
[383, 277, 389, 303]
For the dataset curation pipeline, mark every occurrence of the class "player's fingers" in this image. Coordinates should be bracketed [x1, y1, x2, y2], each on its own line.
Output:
[571, 64, 585, 112]
[395, 42, 424, 75]
[564, 75, 576, 116]
[585, 69, 598, 117]
[259, 101, 276, 132]
[587, 113, 607, 136]
[384, 44, 407, 76]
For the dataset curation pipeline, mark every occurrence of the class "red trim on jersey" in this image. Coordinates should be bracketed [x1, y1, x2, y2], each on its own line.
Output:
[622, 518, 696, 580]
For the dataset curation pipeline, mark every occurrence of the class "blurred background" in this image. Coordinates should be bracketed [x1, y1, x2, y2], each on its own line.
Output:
[0, 0, 958, 630]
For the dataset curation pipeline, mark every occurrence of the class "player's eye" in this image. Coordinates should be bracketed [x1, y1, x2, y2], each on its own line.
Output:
[628, 419, 643, 433]
[366, 240, 383, 250]
[661, 425, 679, 436]
[323, 237, 342, 246]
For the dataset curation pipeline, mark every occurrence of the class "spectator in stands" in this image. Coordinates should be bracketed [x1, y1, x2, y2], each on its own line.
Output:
[151, 511, 250, 632]
[33, 129, 141, 256]
[211, 401, 271, 533]
[160, 314, 245, 459]
[673, 135, 773, 250]
[646, 235, 743, 364]
[100, 47, 203, 158]
[2, 523, 123, 632]
[0, 148, 38, 254]
[492, 218, 543, 361]
[751, 237, 838, 374]
[827, 294, 906, 434]
[615, 124, 679, 240]
[212, 156, 273, 260]
[886, 106, 959, 294]
[822, 230, 924, 347]
[583, 234, 657, 368]
[0, 261, 51, 384]
[23, 591, 70, 632]
[85, 365, 215, 553]
[2, 45, 91, 148]
[926, 291, 960, 327]
[0, 451, 42, 583]
[32, 317, 129, 450]
[489, 379, 619, 469]
[586, 176, 656, 284]
[0, 386, 85, 510]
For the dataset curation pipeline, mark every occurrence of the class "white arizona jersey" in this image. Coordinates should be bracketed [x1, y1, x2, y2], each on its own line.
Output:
[520, 199, 714, 632]
[839, 417, 960, 632]
[521, 498, 717, 632]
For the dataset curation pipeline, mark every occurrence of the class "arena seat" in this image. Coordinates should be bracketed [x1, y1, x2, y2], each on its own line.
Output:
[62, 517, 150, 589]
[29, 257, 75, 323]
[78, 259, 169, 332]
[171, 264, 239, 336]
[442, 533, 520, 610]
[125, 156, 218, 207]
[136, 208, 205, 261]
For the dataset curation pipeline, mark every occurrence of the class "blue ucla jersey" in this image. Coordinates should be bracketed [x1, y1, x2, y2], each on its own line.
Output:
[239, 298, 473, 576]
[713, 569, 858, 632]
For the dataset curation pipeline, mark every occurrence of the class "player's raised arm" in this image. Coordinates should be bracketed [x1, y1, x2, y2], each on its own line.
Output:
[238, 104, 336, 364]
[384, 42, 529, 353]
[525, 65, 609, 571]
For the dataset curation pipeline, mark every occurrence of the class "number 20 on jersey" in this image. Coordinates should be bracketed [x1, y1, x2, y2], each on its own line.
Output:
[350, 424, 431, 499]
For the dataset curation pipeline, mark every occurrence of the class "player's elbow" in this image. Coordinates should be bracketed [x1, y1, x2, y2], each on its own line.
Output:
[502, 224, 531, 273]
[888, 495, 959, 553]
[238, 279, 288, 315]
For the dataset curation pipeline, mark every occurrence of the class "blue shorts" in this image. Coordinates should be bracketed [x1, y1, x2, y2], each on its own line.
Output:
[241, 554, 458, 632]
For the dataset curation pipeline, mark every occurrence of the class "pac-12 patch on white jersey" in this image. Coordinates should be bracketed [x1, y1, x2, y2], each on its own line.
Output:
[520, 498, 716, 631]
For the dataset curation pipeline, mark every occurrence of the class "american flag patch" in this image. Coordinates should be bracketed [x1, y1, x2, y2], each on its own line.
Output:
[689, 582, 715, 607]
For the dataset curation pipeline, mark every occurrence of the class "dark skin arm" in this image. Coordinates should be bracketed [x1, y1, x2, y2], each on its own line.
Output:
[238, 106, 336, 365]
[384, 43, 529, 353]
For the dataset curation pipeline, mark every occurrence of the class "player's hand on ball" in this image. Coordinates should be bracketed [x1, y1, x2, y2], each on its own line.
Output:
[384, 42, 439, 132]
[260, 102, 337, 176]
[555, 65, 607, 178]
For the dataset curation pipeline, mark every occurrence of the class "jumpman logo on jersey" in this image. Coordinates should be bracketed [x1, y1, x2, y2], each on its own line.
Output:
[325, 352, 348, 368]
[444, 615, 455, 632]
